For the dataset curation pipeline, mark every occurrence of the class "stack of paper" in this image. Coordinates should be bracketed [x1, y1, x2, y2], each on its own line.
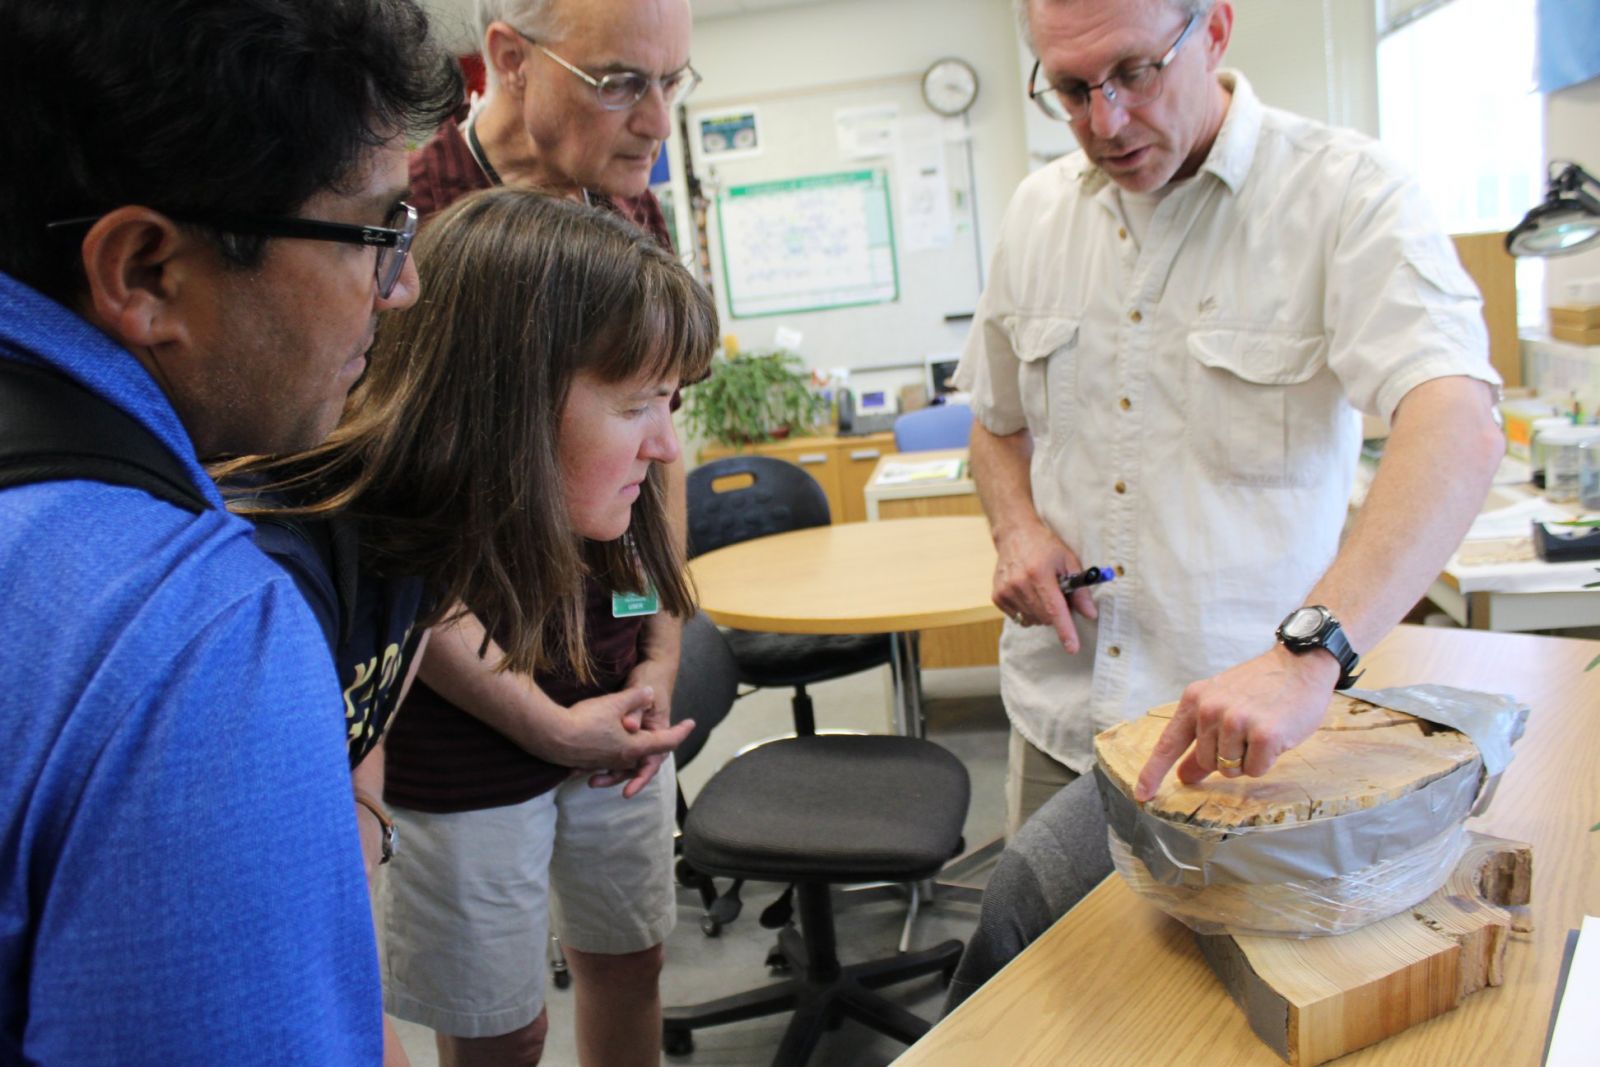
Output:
[874, 457, 965, 486]
[1546, 915, 1600, 1065]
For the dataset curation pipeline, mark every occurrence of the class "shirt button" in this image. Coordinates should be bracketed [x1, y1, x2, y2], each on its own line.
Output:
[1129, 309, 1143, 323]
[1119, 397, 1131, 411]
[1108, 645, 1122, 658]
[1118, 227, 1128, 240]
[1114, 480, 1126, 494]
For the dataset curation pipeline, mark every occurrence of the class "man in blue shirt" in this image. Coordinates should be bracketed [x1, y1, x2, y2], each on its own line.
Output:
[0, 1, 461, 1062]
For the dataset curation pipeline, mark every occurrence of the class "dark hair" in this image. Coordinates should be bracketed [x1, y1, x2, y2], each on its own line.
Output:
[0, 0, 463, 302]
[218, 189, 718, 680]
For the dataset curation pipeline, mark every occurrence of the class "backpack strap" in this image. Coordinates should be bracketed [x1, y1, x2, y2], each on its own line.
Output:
[0, 359, 209, 514]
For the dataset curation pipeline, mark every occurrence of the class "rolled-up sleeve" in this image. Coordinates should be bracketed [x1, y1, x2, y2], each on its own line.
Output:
[1323, 151, 1500, 422]
[955, 228, 1030, 437]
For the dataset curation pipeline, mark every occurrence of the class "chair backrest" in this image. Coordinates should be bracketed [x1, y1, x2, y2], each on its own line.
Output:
[670, 611, 741, 769]
[685, 454, 832, 559]
[893, 403, 973, 452]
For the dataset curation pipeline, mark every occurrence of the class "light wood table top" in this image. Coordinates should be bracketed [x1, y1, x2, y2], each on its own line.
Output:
[687, 515, 1001, 635]
[895, 624, 1600, 1066]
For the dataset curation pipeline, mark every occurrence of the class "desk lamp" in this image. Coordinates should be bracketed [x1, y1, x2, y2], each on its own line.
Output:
[1506, 161, 1600, 257]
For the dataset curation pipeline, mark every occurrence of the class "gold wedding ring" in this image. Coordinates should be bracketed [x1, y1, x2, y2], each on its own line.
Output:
[1216, 753, 1243, 770]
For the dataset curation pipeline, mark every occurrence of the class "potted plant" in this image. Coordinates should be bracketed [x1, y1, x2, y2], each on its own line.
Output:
[681, 348, 826, 449]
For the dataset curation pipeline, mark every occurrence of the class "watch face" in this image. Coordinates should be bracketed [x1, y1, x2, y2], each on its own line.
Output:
[1282, 607, 1325, 640]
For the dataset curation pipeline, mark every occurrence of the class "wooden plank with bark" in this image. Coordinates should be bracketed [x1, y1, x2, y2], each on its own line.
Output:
[1196, 833, 1532, 1066]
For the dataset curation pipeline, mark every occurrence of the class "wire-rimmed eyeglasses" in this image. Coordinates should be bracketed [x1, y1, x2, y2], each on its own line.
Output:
[1028, 11, 1201, 122]
[512, 28, 701, 112]
[46, 203, 419, 299]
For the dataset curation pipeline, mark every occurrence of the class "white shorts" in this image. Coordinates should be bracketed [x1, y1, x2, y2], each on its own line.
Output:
[379, 759, 677, 1038]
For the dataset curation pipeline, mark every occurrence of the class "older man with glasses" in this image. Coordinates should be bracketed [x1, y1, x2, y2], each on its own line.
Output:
[944, 0, 1505, 1011]
[381, 2, 698, 1065]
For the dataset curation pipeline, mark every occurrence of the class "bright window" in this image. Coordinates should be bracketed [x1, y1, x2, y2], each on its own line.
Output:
[1377, 0, 1544, 326]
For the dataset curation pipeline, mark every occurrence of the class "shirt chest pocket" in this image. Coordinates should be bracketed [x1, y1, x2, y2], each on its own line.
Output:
[1005, 314, 1081, 443]
[1185, 328, 1339, 488]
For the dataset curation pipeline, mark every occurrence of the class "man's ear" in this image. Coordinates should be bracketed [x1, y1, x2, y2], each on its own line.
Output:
[76, 207, 198, 350]
[484, 21, 531, 97]
[1202, 2, 1234, 71]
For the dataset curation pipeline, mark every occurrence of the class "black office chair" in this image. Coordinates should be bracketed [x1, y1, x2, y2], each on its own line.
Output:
[686, 455, 893, 738]
[671, 611, 745, 936]
[662, 624, 969, 1065]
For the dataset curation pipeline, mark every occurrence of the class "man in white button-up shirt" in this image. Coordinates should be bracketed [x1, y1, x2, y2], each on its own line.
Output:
[945, 0, 1504, 1010]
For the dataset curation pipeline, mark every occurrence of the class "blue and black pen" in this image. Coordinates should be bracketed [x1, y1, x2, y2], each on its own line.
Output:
[1058, 565, 1115, 595]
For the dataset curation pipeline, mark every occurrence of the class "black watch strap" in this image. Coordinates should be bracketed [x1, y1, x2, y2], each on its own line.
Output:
[1321, 625, 1363, 691]
[1278, 605, 1363, 690]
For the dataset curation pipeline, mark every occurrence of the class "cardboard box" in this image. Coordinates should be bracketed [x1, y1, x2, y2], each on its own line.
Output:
[1551, 321, 1600, 346]
[1551, 304, 1600, 330]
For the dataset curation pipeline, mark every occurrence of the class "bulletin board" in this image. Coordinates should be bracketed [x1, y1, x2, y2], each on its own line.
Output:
[686, 75, 984, 382]
[716, 170, 899, 318]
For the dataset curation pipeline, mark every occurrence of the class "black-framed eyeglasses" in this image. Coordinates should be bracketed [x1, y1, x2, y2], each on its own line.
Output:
[511, 27, 701, 111]
[45, 202, 419, 299]
[1028, 11, 1201, 122]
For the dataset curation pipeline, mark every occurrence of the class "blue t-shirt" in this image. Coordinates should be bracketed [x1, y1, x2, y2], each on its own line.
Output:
[0, 273, 382, 1065]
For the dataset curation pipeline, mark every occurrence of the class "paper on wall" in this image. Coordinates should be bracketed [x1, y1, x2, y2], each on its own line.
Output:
[895, 115, 953, 252]
[835, 103, 899, 160]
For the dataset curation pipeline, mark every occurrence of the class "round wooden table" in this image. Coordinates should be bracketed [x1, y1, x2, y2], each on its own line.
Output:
[687, 515, 1001, 736]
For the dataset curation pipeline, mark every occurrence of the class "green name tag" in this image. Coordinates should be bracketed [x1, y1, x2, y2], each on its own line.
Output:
[612, 587, 660, 618]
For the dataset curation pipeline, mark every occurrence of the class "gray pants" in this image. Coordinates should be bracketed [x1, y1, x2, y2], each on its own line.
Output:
[944, 774, 1113, 1014]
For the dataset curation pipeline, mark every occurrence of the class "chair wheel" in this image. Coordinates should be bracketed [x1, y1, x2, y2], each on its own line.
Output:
[663, 1025, 694, 1056]
[765, 944, 790, 973]
[551, 966, 571, 990]
[700, 915, 722, 937]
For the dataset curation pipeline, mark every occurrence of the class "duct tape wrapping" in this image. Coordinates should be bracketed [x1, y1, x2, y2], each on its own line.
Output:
[1105, 821, 1469, 937]
[1344, 685, 1527, 777]
[1100, 684, 1528, 937]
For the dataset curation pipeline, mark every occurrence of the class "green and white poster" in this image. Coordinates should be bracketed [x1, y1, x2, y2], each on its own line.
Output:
[716, 169, 899, 319]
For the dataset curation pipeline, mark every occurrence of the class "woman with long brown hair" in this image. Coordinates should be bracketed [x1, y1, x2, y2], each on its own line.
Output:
[219, 186, 717, 1066]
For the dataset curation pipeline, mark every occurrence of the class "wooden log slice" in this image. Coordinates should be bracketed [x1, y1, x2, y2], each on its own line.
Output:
[1096, 694, 1482, 830]
[1095, 694, 1485, 935]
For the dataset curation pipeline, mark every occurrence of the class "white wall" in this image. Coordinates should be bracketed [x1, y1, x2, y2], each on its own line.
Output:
[417, 0, 476, 55]
[1227, 0, 1378, 135]
[1544, 75, 1600, 305]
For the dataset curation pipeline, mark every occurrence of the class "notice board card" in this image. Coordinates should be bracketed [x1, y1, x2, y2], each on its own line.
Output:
[716, 169, 899, 319]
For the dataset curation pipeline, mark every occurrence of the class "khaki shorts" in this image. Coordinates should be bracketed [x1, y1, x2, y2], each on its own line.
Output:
[1004, 727, 1079, 839]
[379, 759, 677, 1038]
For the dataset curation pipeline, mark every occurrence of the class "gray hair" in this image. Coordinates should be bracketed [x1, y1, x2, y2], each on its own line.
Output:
[1015, 0, 1211, 55]
[476, 0, 569, 85]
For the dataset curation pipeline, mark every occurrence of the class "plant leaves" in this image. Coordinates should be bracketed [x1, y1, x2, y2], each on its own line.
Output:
[682, 348, 823, 447]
